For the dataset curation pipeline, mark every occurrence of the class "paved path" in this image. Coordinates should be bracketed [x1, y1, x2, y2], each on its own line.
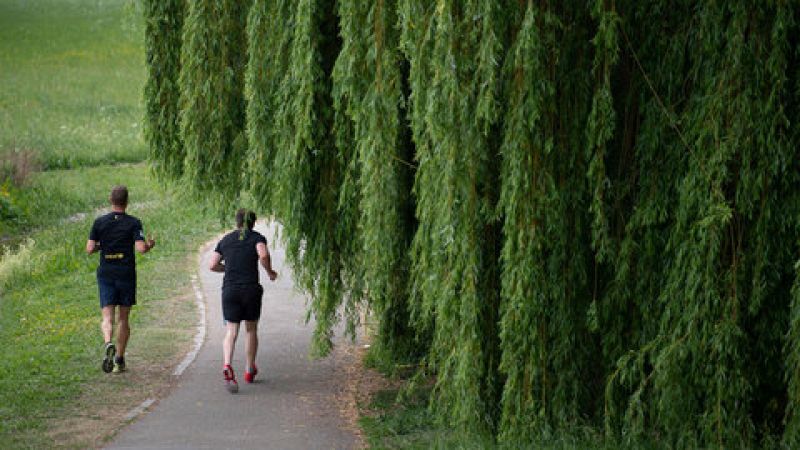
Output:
[108, 222, 356, 450]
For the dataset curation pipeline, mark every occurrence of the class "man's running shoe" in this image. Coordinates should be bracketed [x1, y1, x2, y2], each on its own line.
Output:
[223, 364, 238, 393]
[102, 342, 116, 373]
[244, 365, 258, 384]
[113, 356, 126, 373]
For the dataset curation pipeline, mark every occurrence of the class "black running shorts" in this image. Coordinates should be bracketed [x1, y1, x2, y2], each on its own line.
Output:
[221, 284, 263, 322]
[98, 275, 136, 308]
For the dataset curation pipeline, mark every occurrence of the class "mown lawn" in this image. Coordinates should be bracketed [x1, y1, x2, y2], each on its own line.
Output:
[0, 0, 146, 170]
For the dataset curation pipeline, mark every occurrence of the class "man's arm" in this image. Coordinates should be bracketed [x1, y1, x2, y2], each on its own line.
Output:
[86, 240, 99, 255]
[209, 251, 225, 273]
[135, 236, 156, 254]
[87, 220, 100, 254]
[256, 242, 277, 281]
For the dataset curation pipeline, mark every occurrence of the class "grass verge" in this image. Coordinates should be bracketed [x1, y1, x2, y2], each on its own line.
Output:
[359, 383, 496, 450]
[0, 165, 218, 449]
[357, 352, 660, 450]
[360, 384, 627, 450]
[2, 163, 157, 236]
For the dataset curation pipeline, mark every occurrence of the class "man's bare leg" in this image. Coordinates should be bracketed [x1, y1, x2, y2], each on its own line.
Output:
[223, 321, 240, 367]
[101, 306, 117, 372]
[244, 320, 258, 372]
[117, 306, 131, 357]
[101, 305, 115, 343]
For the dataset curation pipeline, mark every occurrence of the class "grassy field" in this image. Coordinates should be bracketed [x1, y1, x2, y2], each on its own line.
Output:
[0, 165, 220, 448]
[0, 0, 146, 170]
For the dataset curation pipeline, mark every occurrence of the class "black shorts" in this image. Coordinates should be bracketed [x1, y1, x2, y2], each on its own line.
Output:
[222, 284, 263, 323]
[98, 276, 136, 308]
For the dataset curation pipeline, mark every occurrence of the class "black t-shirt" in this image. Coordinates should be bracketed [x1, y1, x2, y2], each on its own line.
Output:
[89, 212, 144, 281]
[214, 229, 267, 289]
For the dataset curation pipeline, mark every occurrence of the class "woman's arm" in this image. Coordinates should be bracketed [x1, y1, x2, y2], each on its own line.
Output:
[209, 251, 225, 272]
[256, 242, 277, 281]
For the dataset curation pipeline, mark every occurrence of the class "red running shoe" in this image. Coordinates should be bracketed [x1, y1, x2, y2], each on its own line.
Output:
[223, 364, 238, 393]
[244, 365, 258, 384]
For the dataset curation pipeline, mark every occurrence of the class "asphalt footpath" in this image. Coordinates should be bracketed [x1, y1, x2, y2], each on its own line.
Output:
[107, 222, 357, 450]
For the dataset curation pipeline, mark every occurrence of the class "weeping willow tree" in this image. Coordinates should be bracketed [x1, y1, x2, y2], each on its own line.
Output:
[143, 0, 184, 179]
[146, 0, 800, 446]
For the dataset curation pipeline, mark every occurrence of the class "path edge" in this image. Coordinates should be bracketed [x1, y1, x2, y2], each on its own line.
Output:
[171, 239, 217, 376]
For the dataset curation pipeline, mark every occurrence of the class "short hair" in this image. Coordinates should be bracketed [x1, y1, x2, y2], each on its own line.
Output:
[110, 185, 128, 206]
[236, 208, 256, 229]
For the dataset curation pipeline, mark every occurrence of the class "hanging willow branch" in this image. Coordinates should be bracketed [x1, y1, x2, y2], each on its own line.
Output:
[143, 0, 184, 180]
[333, 0, 419, 363]
[267, 0, 351, 357]
[245, 0, 294, 213]
[402, 0, 505, 432]
[179, 0, 249, 206]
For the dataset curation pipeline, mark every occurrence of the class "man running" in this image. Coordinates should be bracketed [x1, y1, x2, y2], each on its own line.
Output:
[86, 185, 155, 373]
[209, 209, 277, 393]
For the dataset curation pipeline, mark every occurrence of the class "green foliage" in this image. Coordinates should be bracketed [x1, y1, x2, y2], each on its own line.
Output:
[245, 0, 294, 211]
[334, 0, 418, 364]
[178, 0, 250, 205]
[598, 3, 800, 447]
[143, 0, 185, 180]
[497, 2, 596, 443]
[0, 0, 147, 170]
[147, 0, 800, 447]
[401, 0, 505, 432]
[586, 0, 619, 265]
[266, 0, 354, 356]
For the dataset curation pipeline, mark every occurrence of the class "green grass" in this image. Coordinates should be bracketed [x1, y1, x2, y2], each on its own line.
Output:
[360, 386, 608, 450]
[0, 167, 219, 449]
[0, 0, 146, 170]
[2, 163, 156, 236]
[360, 386, 467, 449]
[359, 376, 660, 450]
